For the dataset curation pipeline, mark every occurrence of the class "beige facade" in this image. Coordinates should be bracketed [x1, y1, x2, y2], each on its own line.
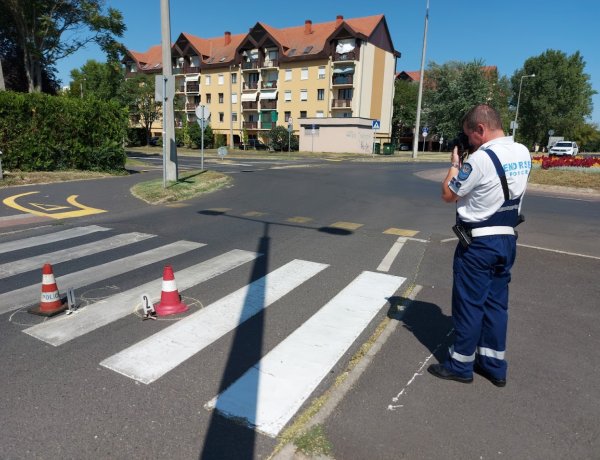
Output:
[123, 15, 400, 149]
[299, 117, 377, 154]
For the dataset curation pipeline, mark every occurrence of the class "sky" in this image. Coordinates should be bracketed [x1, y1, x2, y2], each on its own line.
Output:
[55, 0, 600, 124]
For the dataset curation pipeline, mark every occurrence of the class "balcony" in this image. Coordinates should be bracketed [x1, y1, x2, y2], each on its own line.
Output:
[243, 81, 259, 90]
[186, 83, 199, 93]
[260, 121, 274, 130]
[176, 85, 185, 93]
[261, 80, 277, 89]
[242, 101, 258, 110]
[331, 98, 352, 108]
[260, 100, 277, 110]
[243, 121, 258, 129]
[185, 103, 198, 111]
[334, 51, 358, 62]
[242, 61, 260, 70]
[261, 59, 279, 68]
[172, 67, 184, 75]
[183, 64, 200, 74]
[332, 75, 354, 86]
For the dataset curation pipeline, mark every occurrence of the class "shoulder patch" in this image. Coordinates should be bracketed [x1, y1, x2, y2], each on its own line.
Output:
[458, 162, 472, 181]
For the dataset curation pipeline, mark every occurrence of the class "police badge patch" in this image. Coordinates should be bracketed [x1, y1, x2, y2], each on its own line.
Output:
[458, 163, 472, 180]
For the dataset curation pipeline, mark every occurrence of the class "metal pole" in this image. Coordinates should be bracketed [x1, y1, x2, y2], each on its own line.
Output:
[160, 0, 177, 181]
[162, 77, 167, 188]
[229, 65, 234, 149]
[201, 119, 204, 171]
[412, 0, 429, 159]
[512, 73, 535, 139]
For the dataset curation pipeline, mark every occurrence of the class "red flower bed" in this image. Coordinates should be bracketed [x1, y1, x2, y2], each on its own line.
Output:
[533, 155, 600, 170]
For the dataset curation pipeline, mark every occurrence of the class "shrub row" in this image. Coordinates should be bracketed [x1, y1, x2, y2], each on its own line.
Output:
[533, 155, 600, 169]
[0, 91, 128, 171]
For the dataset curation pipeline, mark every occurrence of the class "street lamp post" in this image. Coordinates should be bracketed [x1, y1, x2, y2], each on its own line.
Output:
[512, 73, 535, 139]
[412, 0, 430, 159]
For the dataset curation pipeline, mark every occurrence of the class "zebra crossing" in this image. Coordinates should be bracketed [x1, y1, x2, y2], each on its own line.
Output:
[2, 225, 406, 438]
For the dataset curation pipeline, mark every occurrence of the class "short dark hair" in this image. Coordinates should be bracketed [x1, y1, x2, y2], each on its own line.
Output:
[462, 104, 502, 131]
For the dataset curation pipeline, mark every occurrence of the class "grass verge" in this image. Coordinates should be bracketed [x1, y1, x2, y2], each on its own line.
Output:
[529, 168, 600, 190]
[130, 169, 231, 204]
[0, 169, 123, 187]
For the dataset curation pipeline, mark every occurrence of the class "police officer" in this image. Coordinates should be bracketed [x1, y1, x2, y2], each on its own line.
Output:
[428, 104, 531, 387]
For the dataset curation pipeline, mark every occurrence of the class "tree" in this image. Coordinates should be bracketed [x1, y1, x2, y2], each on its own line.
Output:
[511, 50, 596, 147]
[424, 60, 510, 141]
[67, 59, 123, 100]
[268, 126, 291, 151]
[2, 0, 125, 92]
[392, 79, 418, 145]
[120, 74, 160, 145]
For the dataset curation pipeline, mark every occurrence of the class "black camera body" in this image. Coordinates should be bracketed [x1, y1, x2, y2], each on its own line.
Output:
[449, 132, 471, 158]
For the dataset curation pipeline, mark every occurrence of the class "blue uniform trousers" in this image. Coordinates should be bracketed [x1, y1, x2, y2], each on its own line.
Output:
[444, 235, 516, 380]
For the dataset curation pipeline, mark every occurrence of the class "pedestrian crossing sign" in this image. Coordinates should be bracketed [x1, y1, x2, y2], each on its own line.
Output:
[372, 120, 381, 130]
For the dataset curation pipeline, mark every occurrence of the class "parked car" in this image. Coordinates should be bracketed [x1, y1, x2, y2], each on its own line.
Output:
[549, 141, 579, 156]
[149, 136, 160, 146]
[398, 143, 411, 151]
[241, 139, 269, 150]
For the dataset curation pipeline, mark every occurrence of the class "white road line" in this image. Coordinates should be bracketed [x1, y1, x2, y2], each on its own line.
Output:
[377, 237, 407, 272]
[206, 270, 406, 437]
[0, 232, 154, 279]
[100, 259, 329, 384]
[0, 225, 110, 254]
[0, 241, 204, 315]
[516, 243, 600, 260]
[24, 249, 259, 346]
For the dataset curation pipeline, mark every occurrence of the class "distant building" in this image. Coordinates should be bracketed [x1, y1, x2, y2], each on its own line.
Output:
[123, 14, 401, 149]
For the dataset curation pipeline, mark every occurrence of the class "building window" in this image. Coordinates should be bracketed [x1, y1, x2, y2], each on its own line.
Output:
[301, 68, 308, 80]
[232, 112, 238, 122]
[300, 111, 307, 118]
[231, 73, 237, 84]
[219, 93, 224, 103]
[284, 111, 291, 122]
[317, 89, 325, 100]
[285, 90, 292, 102]
[300, 89, 308, 101]
[219, 112, 224, 122]
[205, 75, 211, 85]
[206, 93, 212, 103]
[218, 74, 224, 85]
[285, 69, 292, 81]
[339, 88, 353, 99]
[318, 66, 325, 79]
[316, 110, 324, 118]
[232, 93, 238, 104]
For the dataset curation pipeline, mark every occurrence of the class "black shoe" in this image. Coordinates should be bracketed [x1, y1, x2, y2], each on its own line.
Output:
[427, 363, 473, 383]
[473, 363, 506, 387]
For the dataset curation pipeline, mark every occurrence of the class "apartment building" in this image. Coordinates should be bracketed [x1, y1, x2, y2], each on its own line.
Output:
[123, 14, 400, 147]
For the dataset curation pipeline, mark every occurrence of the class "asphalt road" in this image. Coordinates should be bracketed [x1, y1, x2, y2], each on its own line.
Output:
[0, 158, 598, 459]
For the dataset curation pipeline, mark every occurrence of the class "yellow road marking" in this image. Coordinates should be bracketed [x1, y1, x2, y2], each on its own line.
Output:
[330, 221, 363, 230]
[287, 216, 313, 224]
[29, 202, 72, 212]
[3, 192, 106, 219]
[383, 228, 419, 237]
[243, 211, 267, 217]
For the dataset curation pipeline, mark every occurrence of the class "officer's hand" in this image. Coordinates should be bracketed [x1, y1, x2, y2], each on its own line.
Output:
[451, 146, 460, 166]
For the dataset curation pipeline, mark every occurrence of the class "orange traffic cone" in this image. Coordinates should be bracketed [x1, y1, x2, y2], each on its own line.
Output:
[155, 265, 188, 316]
[29, 263, 67, 316]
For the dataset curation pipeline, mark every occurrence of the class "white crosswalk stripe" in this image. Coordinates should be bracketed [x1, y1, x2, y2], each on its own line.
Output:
[0, 225, 110, 254]
[0, 240, 204, 315]
[0, 232, 154, 279]
[100, 259, 329, 384]
[205, 271, 406, 437]
[24, 249, 260, 346]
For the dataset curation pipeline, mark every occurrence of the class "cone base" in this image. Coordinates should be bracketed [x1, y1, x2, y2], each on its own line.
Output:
[29, 303, 67, 317]
[155, 301, 188, 317]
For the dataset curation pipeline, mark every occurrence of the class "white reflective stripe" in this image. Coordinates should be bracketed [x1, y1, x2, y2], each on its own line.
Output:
[449, 346, 475, 363]
[476, 346, 506, 360]
[42, 274, 56, 284]
[497, 204, 519, 212]
[161, 280, 177, 292]
[471, 226, 514, 237]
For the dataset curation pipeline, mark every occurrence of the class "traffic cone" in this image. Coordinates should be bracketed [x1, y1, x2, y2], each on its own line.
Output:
[29, 263, 67, 316]
[155, 265, 188, 316]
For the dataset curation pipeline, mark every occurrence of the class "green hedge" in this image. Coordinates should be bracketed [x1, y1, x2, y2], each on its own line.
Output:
[0, 91, 128, 171]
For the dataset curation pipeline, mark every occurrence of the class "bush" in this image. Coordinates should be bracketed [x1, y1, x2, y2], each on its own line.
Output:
[268, 125, 298, 151]
[126, 127, 147, 146]
[0, 91, 128, 171]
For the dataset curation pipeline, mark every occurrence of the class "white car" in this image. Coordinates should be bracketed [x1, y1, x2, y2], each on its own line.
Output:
[549, 141, 579, 156]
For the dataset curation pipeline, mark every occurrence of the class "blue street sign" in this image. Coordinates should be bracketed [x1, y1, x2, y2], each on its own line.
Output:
[422, 127, 429, 137]
[372, 120, 381, 130]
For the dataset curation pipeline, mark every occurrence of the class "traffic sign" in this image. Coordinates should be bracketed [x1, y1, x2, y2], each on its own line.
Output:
[154, 75, 175, 102]
[372, 120, 381, 130]
[195, 104, 211, 120]
[197, 118, 207, 130]
[422, 127, 429, 137]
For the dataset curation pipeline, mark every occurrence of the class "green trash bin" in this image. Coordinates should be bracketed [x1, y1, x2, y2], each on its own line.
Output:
[373, 143, 381, 154]
[383, 143, 394, 155]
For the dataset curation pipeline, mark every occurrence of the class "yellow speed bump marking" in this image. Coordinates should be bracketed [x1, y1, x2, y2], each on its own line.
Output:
[243, 211, 267, 217]
[330, 221, 363, 231]
[287, 216, 313, 224]
[3, 191, 106, 219]
[383, 228, 419, 237]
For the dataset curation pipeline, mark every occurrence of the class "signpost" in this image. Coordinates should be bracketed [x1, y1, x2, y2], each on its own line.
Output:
[372, 120, 380, 155]
[195, 104, 211, 170]
[287, 118, 293, 153]
[422, 127, 429, 153]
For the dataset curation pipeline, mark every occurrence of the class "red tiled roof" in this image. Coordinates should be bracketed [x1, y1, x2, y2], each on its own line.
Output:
[128, 44, 163, 71]
[182, 31, 246, 64]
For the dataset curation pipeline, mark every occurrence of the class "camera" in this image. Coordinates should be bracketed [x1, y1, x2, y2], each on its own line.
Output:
[449, 132, 471, 159]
